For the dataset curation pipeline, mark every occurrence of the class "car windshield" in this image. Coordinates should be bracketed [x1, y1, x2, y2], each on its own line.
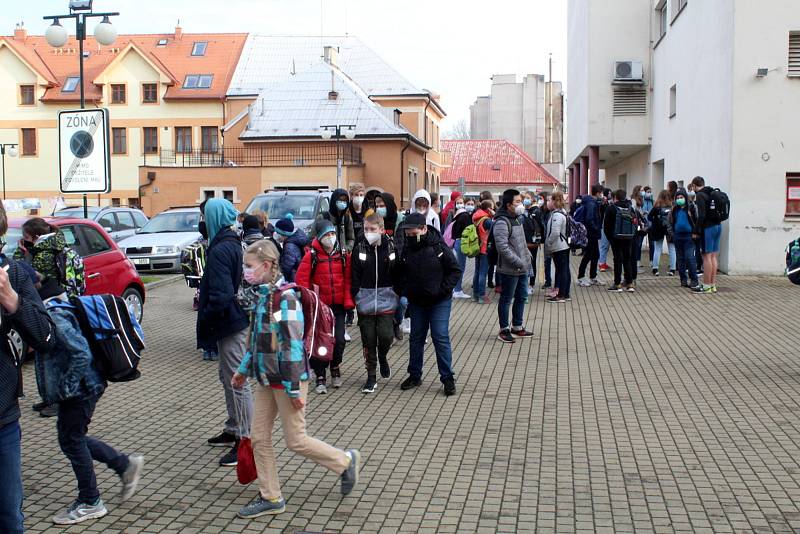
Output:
[54, 209, 98, 218]
[0, 228, 23, 256]
[139, 212, 200, 234]
[246, 195, 318, 220]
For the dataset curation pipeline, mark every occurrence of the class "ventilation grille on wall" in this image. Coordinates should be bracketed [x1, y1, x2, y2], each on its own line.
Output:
[613, 87, 647, 116]
[789, 32, 800, 76]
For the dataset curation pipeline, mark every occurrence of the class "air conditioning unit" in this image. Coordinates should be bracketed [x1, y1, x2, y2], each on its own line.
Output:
[613, 61, 644, 83]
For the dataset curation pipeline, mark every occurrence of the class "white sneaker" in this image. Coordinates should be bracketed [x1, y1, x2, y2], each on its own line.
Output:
[590, 278, 603, 286]
[577, 278, 591, 287]
[53, 499, 108, 525]
[401, 318, 411, 334]
[120, 453, 144, 501]
[453, 291, 470, 299]
[344, 331, 352, 342]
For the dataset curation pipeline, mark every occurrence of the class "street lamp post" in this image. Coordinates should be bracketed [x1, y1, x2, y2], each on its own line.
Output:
[320, 124, 356, 190]
[0, 144, 19, 200]
[44, 0, 119, 218]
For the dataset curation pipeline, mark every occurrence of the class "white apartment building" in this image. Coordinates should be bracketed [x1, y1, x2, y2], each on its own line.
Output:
[567, 0, 800, 274]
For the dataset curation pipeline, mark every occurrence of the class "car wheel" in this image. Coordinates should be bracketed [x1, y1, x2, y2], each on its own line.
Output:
[122, 288, 144, 324]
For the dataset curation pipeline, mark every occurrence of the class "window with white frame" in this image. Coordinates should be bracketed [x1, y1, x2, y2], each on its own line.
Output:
[672, 0, 688, 19]
[198, 188, 241, 204]
[656, 0, 668, 39]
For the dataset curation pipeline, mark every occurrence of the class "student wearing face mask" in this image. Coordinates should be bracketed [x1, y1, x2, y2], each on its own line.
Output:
[272, 214, 308, 283]
[520, 192, 544, 293]
[319, 189, 355, 253]
[350, 214, 398, 394]
[598, 188, 613, 272]
[349, 184, 367, 241]
[450, 197, 476, 299]
[371, 193, 399, 237]
[295, 219, 354, 394]
[411, 189, 441, 232]
[440, 191, 462, 228]
[669, 189, 700, 289]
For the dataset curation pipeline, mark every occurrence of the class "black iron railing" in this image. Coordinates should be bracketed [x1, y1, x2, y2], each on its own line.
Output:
[142, 144, 363, 167]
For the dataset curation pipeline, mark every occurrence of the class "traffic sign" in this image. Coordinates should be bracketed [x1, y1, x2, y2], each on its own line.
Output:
[58, 108, 111, 194]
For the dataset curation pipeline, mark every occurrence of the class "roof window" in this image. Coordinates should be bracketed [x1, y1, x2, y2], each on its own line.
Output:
[63, 76, 80, 93]
[191, 41, 208, 56]
[183, 74, 213, 89]
[157, 38, 168, 47]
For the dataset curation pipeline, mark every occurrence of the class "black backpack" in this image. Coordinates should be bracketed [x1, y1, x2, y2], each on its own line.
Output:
[787, 238, 800, 285]
[611, 205, 636, 240]
[706, 189, 730, 224]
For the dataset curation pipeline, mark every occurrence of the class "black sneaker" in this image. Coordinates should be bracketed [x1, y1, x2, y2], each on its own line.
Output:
[511, 328, 535, 338]
[400, 376, 422, 390]
[219, 441, 239, 467]
[680, 281, 690, 288]
[497, 330, 515, 343]
[40, 404, 58, 418]
[652, 269, 659, 276]
[487, 280, 495, 288]
[32, 401, 48, 412]
[378, 355, 391, 379]
[607, 284, 623, 292]
[443, 377, 456, 396]
[668, 270, 676, 276]
[361, 376, 377, 394]
[208, 430, 237, 447]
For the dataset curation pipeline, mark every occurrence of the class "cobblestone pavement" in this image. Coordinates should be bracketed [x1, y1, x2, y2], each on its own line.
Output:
[17, 256, 800, 533]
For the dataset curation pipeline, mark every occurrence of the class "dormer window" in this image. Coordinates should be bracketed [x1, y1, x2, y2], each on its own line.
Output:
[157, 38, 168, 47]
[63, 76, 80, 93]
[183, 74, 213, 89]
[191, 41, 208, 56]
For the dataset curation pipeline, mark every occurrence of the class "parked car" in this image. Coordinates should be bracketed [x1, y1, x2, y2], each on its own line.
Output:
[245, 189, 331, 235]
[53, 206, 149, 242]
[118, 207, 202, 273]
[3, 217, 146, 323]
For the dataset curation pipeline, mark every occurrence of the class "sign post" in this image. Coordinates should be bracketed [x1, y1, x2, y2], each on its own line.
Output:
[58, 108, 111, 213]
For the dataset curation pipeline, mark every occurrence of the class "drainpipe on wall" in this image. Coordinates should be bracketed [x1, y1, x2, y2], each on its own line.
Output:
[423, 96, 432, 189]
[400, 138, 411, 208]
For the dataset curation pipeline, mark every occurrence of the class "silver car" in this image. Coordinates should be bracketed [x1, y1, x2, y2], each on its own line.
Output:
[118, 207, 202, 272]
[53, 206, 149, 242]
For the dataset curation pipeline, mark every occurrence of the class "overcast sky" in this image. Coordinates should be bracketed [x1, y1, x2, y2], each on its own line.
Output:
[1, 0, 567, 132]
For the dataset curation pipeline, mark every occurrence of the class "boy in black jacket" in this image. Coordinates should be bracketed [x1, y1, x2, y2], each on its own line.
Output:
[351, 214, 398, 394]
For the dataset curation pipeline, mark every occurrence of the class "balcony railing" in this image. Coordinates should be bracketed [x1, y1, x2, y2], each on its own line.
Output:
[142, 144, 363, 168]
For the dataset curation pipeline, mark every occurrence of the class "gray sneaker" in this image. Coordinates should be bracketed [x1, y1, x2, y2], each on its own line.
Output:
[237, 495, 286, 518]
[120, 453, 144, 501]
[340, 449, 361, 496]
[52, 499, 108, 525]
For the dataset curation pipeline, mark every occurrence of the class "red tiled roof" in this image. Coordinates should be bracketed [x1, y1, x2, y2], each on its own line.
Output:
[441, 139, 559, 186]
[0, 31, 247, 102]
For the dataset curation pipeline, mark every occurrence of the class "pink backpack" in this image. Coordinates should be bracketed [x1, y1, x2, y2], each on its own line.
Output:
[442, 221, 456, 248]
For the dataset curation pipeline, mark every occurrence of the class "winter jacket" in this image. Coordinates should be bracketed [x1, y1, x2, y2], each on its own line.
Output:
[196, 228, 249, 349]
[669, 203, 699, 238]
[577, 195, 601, 238]
[694, 186, 719, 229]
[451, 210, 472, 240]
[545, 209, 570, 256]
[242, 229, 265, 246]
[279, 230, 310, 283]
[319, 188, 356, 252]
[37, 300, 106, 404]
[237, 280, 308, 398]
[394, 226, 461, 307]
[13, 231, 84, 298]
[351, 236, 398, 315]
[376, 192, 399, 236]
[603, 199, 633, 240]
[411, 190, 441, 232]
[295, 239, 355, 310]
[0, 259, 56, 429]
[648, 206, 672, 241]
[350, 206, 365, 242]
[440, 191, 462, 227]
[522, 206, 545, 246]
[472, 208, 493, 255]
[493, 209, 531, 276]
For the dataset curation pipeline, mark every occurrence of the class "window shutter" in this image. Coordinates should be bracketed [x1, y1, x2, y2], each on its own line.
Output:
[789, 33, 800, 76]
[613, 88, 647, 116]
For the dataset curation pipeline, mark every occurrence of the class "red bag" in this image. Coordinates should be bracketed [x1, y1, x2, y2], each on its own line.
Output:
[272, 283, 335, 362]
[237, 437, 257, 484]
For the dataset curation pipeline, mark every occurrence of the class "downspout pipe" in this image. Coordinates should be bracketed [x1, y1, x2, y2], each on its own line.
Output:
[400, 138, 411, 207]
[423, 95, 432, 189]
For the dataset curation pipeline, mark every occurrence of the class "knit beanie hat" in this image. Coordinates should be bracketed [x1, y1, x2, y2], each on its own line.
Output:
[242, 215, 261, 233]
[275, 213, 295, 236]
[314, 218, 335, 238]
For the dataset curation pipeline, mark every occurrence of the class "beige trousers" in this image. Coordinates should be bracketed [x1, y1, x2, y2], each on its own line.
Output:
[251, 382, 349, 499]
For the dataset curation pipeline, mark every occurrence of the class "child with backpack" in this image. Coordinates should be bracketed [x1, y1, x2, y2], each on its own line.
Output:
[39, 290, 144, 525]
[231, 239, 360, 519]
[604, 189, 637, 292]
[295, 219, 355, 394]
[691, 176, 729, 293]
[351, 214, 398, 394]
[448, 197, 475, 299]
[468, 200, 494, 304]
[648, 190, 677, 276]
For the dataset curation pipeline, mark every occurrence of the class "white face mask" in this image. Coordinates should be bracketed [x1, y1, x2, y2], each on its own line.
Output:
[455, 203, 464, 211]
[465, 205, 475, 213]
[416, 206, 428, 215]
[514, 204, 526, 216]
[320, 235, 336, 251]
[353, 195, 365, 209]
[365, 232, 381, 246]
[537, 199, 545, 207]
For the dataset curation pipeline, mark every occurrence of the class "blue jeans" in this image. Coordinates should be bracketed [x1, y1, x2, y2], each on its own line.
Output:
[704, 224, 722, 253]
[0, 421, 23, 534]
[58, 394, 130, 503]
[651, 238, 678, 271]
[472, 254, 488, 299]
[453, 239, 467, 293]
[599, 229, 610, 264]
[674, 236, 699, 285]
[544, 255, 553, 286]
[394, 296, 408, 325]
[408, 299, 454, 383]
[497, 273, 528, 331]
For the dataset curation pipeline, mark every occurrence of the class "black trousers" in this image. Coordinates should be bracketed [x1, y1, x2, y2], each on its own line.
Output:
[578, 238, 599, 279]
[610, 239, 633, 286]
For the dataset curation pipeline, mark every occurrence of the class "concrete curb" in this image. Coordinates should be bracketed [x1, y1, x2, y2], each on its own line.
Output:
[143, 274, 184, 291]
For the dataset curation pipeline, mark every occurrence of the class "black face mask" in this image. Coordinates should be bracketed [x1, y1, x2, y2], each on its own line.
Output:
[22, 240, 35, 250]
[406, 233, 425, 251]
[198, 221, 208, 239]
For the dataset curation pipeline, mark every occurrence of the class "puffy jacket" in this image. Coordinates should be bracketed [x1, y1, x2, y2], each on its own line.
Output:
[351, 236, 398, 315]
[0, 259, 56, 429]
[196, 228, 249, 349]
[545, 209, 570, 255]
[238, 280, 308, 398]
[295, 239, 354, 310]
[493, 209, 531, 276]
[279, 231, 310, 283]
[394, 226, 461, 307]
[472, 208, 493, 255]
[37, 301, 106, 404]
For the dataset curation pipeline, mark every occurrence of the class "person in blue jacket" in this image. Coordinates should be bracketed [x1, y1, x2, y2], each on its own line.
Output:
[273, 214, 309, 283]
[196, 199, 253, 468]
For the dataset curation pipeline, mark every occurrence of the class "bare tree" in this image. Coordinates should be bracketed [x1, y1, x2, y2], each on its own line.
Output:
[443, 119, 470, 140]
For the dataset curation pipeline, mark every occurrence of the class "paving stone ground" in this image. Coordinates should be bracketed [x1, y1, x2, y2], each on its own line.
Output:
[17, 254, 800, 533]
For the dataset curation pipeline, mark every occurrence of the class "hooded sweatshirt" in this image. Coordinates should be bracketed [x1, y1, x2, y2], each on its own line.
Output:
[323, 188, 355, 252]
[411, 189, 440, 232]
[440, 191, 462, 227]
[376, 192, 399, 236]
[204, 198, 239, 243]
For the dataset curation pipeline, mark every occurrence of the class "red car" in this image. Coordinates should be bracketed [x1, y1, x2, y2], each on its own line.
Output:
[4, 217, 146, 322]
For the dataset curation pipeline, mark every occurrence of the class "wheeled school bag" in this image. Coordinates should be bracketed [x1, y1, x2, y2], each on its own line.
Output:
[786, 238, 800, 285]
[69, 295, 145, 382]
[272, 283, 335, 362]
[611, 205, 636, 240]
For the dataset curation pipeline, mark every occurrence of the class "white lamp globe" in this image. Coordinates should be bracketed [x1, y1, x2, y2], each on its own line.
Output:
[94, 17, 117, 46]
[7, 146, 18, 158]
[320, 128, 333, 140]
[344, 127, 356, 140]
[45, 20, 69, 48]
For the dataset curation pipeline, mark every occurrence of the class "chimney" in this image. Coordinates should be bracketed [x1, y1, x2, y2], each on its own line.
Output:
[14, 23, 27, 41]
[174, 24, 183, 41]
[323, 45, 338, 67]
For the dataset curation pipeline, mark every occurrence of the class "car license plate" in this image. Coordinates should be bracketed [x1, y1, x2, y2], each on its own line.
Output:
[131, 258, 149, 265]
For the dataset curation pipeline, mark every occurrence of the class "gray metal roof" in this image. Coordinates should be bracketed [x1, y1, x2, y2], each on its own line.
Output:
[228, 35, 423, 97]
[239, 62, 424, 142]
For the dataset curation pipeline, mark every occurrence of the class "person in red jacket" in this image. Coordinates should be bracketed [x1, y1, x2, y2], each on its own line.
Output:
[296, 219, 355, 394]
